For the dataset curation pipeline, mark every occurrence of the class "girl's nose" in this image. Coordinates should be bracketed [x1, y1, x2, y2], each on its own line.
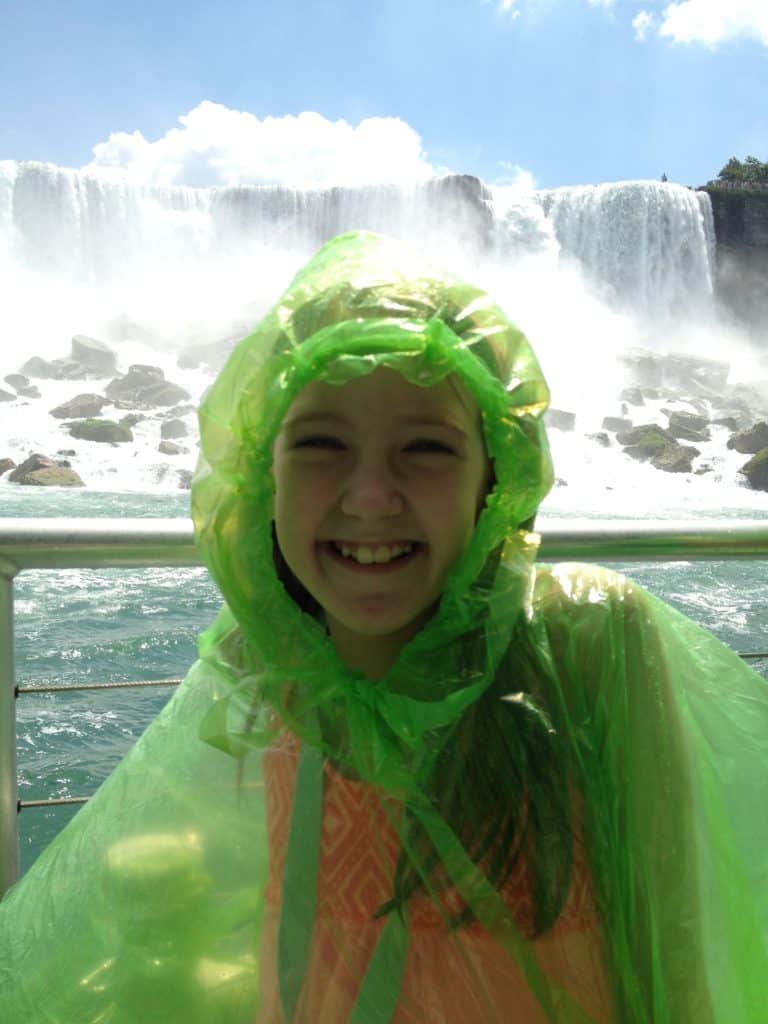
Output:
[339, 459, 404, 519]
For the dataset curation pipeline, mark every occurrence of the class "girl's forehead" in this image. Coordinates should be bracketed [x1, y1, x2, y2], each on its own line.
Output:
[284, 367, 479, 428]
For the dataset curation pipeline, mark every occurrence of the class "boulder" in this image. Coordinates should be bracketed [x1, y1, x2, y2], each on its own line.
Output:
[20, 356, 60, 379]
[727, 422, 768, 454]
[711, 416, 740, 431]
[0, 388, 15, 402]
[545, 409, 576, 432]
[619, 387, 645, 406]
[158, 440, 187, 455]
[586, 432, 611, 448]
[18, 385, 41, 399]
[662, 354, 730, 395]
[0, 458, 16, 475]
[651, 445, 700, 473]
[666, 411, 711, 443]
[8, 453, 84, 487]
[739, 449, 768, 492]
[619, 350, 663, 389]
[143, 382, 191, 406]
[65, 419, 134, 443]
[50, 394, 109, 419]
[70, 335, 118, 375]
[177, 469, 193, 490]
[4, 374, 29, 391]
[20, 336, 117, 382]
[602, 416, 633, 433]
[160, 418, 188, 440]
[106, 365, 191, 408]
[119, 413, 146, 428]
[617, 424, 699, 472]
[617, 424, 673, 460]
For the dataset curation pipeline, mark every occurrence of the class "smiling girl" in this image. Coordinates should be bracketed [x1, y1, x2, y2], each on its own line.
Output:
[0, 231, 766, 1023]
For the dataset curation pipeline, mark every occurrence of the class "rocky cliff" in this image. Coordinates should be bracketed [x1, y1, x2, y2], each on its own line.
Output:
[700, 185, 768, 329]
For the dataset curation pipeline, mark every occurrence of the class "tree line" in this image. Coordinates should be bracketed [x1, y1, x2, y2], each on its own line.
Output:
[715, 156, 768, 184]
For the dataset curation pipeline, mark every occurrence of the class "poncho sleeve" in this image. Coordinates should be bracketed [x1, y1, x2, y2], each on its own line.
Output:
[533, 563, 768, 1023]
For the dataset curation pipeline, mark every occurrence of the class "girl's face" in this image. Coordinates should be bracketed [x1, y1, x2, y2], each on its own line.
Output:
[272, 367, 491, 677]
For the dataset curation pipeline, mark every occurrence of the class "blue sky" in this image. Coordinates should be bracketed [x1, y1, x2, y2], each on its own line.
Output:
[1, 0, 766, 189]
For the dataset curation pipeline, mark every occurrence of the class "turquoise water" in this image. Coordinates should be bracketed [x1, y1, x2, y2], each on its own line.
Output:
[2, 487, 766, 874]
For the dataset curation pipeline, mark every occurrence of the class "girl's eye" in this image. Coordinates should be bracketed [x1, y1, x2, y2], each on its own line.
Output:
[293, 436, 345, 451]
[405, 439, 455, 455]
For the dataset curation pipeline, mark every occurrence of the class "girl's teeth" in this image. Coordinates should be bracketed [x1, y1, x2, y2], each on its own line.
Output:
[336, 542, 413, 564]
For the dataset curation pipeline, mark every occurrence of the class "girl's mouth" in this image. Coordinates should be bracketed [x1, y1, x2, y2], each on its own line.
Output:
[321, 540, 422, 571]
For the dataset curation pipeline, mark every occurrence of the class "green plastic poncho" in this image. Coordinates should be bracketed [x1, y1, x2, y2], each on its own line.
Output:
[1, 231, 767, 1023]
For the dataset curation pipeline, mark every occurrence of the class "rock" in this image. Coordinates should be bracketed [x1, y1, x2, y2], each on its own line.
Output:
[619, 347, 730, 396]
[619, 349, 664, 389]
[144, 382, 191, 406]
[602, 416, 633, 433]
[119, 413, 146, 428]
[158, 440, 187, 455]
[617, 424, 673, 459]
[727, 422, 768, 454]
[177, 469, 193, 490]
[651, 445, 700, 473]
[50, 393, 109, 419]
[666, 410, 709, 432]
[619, 387, 645, 406]
[617, 424, 700, 473]
[666, 411, 711, 443]
[20, 337, 117, 382]
[0, 388, 15, 402]
[166, 404, 196, 418]
[0, 458, 16, 475]
[587, 432, 611, 447]
[4, 374, 29, 390]
[106, 365, 191, 408]
[70, 335, 118, 375]
[65, 419, 134, 443]
[20, 356, 60, 379]
[18, 385, 41, 399]
[711, 416, 740, 431]
[56, 450, 76, 456]
[545, 409, 576, 432]
[739, 449, 768, 491]
[8, 453, 84, 487]
[160, 418, 188, 440]
[662, 354, 730, 395]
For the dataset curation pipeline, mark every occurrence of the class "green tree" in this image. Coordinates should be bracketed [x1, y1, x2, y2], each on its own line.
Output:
[716, 155, 768, 184]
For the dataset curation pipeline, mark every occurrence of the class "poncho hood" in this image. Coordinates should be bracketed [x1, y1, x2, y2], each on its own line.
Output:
[192, 231, 554, 782]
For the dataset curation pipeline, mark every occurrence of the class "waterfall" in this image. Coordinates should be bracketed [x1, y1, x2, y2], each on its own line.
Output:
[0, 162, 714, 324]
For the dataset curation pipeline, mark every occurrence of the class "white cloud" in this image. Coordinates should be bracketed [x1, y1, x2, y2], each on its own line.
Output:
[495, 161, 537, 189]
[658, 0, 768, 47]
[498, 0, 521, 17]
[82, 102, 440, 188]
[633, 10, 656, 40]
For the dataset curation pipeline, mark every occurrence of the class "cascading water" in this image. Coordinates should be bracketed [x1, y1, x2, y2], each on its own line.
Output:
[0, 159, 764, 511]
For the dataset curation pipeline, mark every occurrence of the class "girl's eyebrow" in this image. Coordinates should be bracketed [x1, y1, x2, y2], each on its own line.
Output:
[282, 411, 347, 428]
[284, 411, 469, 438]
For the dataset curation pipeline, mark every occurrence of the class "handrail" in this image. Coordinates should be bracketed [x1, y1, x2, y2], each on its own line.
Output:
[1, 515, 767, 897]
[2, 516, 768, 569]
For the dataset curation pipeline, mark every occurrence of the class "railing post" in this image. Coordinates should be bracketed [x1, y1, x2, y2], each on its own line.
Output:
[0, 556, 19, 895]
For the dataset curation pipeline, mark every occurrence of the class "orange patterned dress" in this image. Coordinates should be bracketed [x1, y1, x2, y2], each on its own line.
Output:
[257, 733, 614, 1023]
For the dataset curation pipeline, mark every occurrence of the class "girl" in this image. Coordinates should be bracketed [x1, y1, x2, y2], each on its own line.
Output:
[1, 231, 767, 1023]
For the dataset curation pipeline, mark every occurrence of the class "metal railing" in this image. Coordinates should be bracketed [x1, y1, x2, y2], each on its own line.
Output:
[1, 515, 767, 896]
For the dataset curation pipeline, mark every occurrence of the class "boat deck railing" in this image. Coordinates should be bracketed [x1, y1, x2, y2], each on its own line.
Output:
[1, 515, 767, 896]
